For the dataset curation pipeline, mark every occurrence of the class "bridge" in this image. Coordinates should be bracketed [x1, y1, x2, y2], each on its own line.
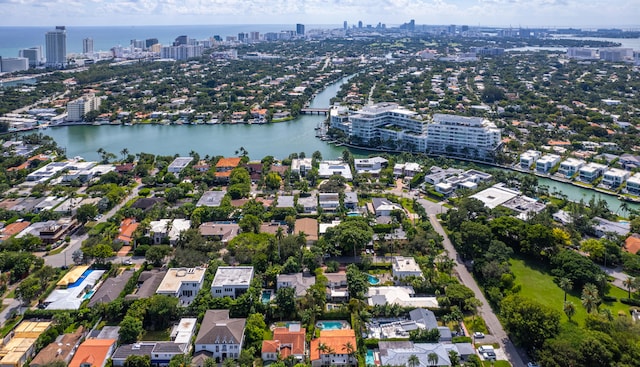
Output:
[300, 108, 330, 115]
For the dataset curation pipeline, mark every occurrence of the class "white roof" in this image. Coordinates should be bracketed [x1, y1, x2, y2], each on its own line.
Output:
[470, 185, 519, 209]
[211, 266, 254, 287]
[157, 268, 206, 293]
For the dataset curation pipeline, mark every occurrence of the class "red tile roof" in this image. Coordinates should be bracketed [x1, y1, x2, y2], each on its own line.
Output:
[68, 339, 116, 367]
[116, 218, 138, 244]
[216, 157, 242, 169]
[310, 329, 356, 361]
[0, 221, 30, 241]
[625, 234, 640, 255]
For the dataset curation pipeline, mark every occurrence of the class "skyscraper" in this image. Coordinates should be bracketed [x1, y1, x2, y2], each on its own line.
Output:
[296, 23, 305, 36]
[358, 20, 363, 29]
[82, 38, 94, 55]
[343, 21, 348, 30]
[45, 26, 67, 68]
[173, 35, 188, 46]
[19, 46, 42, 67]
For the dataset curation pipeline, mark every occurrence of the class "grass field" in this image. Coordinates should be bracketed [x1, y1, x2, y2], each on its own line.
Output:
[510, 257, 633, 325]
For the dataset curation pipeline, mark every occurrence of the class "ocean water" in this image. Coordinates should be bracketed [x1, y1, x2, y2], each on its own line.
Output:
[0, 24, 338, 58]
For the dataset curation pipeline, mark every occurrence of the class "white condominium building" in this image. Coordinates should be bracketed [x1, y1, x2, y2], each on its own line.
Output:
[66, 94, 102, 122]
[426, 114, 502, 157]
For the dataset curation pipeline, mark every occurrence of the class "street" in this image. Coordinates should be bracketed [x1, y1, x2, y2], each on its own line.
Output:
[428, 214, 526, 367]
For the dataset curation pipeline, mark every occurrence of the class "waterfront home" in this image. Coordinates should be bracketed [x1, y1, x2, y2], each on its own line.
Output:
[626, 173, 640, 195]
[593, 217, 630, 238]
[393, 162, 422, 178]
[310, 329, 357, 367]
[624, 234, 640, 255]
[319, 161, 353, 180]
[602, 168, 630, 188]
[558, 158, 585, 178]
[194, 310, 246, 361]
[578, 163, 607, 183]
[215, 157, 242, 181]
[354, 157, 388, 175]
[392, 256, 423, 279]
[536, 154, 561, 173]
[211, 266, 254, 299]
[262, 324, 306, 362]
[167, 157, 194, 174]
[156, 268, 206, 305]
[424, 167, 463, 185]
[291, 158, 313, 176]
[519, 150, 541, 169]
[619, 154, 640, 170]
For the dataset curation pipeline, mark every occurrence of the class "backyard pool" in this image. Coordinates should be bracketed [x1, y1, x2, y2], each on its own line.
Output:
[82, 289, 95, 300]
[316, 320, 350, 330]
[67, 270, 95, 288]
[366, 350, 375, 366]
[261, 290, 273, 304]
[367, 274, 380, 285]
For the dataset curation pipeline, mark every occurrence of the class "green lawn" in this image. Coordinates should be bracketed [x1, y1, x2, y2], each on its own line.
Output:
[510, 258, 633, 325]
[141, 328, 170, 341]
[483, 361, 511, 367]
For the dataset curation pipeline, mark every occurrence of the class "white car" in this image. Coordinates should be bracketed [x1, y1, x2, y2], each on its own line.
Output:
[473, 332, 485, 339]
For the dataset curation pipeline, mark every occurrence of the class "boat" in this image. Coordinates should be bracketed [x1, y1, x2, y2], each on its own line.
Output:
[206, 119, 219, 125]
[619, 195, 640, 203]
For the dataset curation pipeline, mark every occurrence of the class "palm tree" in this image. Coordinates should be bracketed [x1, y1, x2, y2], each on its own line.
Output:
[581, 283, 601, 313]
[343, 342, 356, 363]
[275, 226, 284, 259]
[408, 354, 420, 367]
[563, 301, 576, 321]
[120, 147, 129, 160]
[558, 277, 573, 302]
[623, 276, 636, 299]
[427, 352, 439, 366]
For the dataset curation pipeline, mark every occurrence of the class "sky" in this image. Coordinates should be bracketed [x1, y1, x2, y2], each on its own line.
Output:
[1, 0, 639, 28]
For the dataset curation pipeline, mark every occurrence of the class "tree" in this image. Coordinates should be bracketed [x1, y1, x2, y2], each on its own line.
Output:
[581, 283, 600, 314]
[15, 277, 40, 305]
[445, 283, 475, 308]
[124, 355, 151, 367]
[275, 286, 297, 320]
[238, 214, 261, 234]
[346, 264, 369, 300]
[91, 243, 114, 264]
[76, 204, 98, 223]
[623, 276, 636, 299]
[245, 313, 267, 351]
[324, 218, 373, 258]
[500, 294, 561, 352]
[582, 238, 605, 262]
[145, 245, 171, 266]
[563, 301, 576, 321]
[265, 172, 282, 191]
[408, 354, 420, 367]
[558, 277, 573, 302]
[119, 315, 143, 344]
[448, 350, 460, 366]
[72, 249, 84, 264]
[428, 352, 439, 366]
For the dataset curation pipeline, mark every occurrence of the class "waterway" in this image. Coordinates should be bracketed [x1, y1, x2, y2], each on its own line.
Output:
[38, 76, 359, 162]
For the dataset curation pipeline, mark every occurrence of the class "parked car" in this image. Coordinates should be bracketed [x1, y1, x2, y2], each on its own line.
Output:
[527, 363, 540, 367]
[473, 332, 485, 339]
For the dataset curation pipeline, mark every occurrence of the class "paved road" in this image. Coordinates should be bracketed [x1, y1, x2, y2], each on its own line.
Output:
[428, 214, 526, 367]
[45, 183, 142, 268]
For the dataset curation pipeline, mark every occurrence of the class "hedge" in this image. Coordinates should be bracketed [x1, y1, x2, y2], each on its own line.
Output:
[620, 298, 640, 307]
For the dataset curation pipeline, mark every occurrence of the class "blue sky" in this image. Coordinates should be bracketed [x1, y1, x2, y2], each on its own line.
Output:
[1, 0, 638, 27]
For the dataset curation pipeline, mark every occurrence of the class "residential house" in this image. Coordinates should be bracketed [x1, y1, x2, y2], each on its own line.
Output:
[246, 163, 262, 182]
[261, 324, 306, 362]
[367, 286, 438, 308]
[156, 267, 206, 305]
[393, 162, 421, 178]
[602, 168, 630, 188]
[626, 173, 640, 195]
[215, 157, 242, 181]
[194, 310, 246, 361]
[291, 158, 313, 176]
[619, 154, 640, 170]
[519, 150, 541, 169]
[211, 266, 254, 299]
[149, 219, 191, 245]
[193, 161, 211, 172]
[196, 191, 227, 207]
[88, 270, 135, 307]
[30, 327, 85, 367]
[276, 195, 295, 208]
[199, 222, 241, 243]
[295, 218, 318, 243]
[579, 163, 607, 183]
[124, 270, 166, 301]
[68, 339, 116, 367]
[167, 157, 194, 174]
[297, 195, 317, 214]
[115, 218, 138, 245]
[319, 193, 340, 212]
[0, 221, 30, 242]
[0, 321, 51, 367]
[378, 341, 452, 367]
[344, 192, 358, 210]
[130, 197, 165, 212]
[593, 217, 630, 237]
[371, 198, 403, 217]
[325, 272, 348, 302]
[354, 157, 388, 176]
[424, 167, 463, 185]
[318, 161, 352, 180]
[558, 158, 585, 178]
[536, 154, 561, 173]
[624, 234, 640, 255]
[277, 273, 316, 297]
[310, 329, 357, 367]
[391, 256, 423, 279]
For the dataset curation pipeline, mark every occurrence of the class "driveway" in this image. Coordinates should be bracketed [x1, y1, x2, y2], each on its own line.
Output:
[427, 214, 526, 367]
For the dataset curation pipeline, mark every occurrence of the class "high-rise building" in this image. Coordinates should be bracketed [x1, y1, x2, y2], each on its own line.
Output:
[18, 46, 42, 67]
[358, 20, 363, 29]
[66, 94, 101, 122]
[238, 33, 247, 42]
[82, 38, 94, 54]
[45, 26, 67, 68]
[448, 24, 456, 34]
[343, 21, 348, 30]
[426, 114, 502, 158]
[145, 38, 159, 49]
[130, 39, 145, 49]
[249, 32, 260, 42]
[0, 57, 29, 73]
[296, 23, 305, 36]
[408, 19, 415, 32]
[161, 45, 204, 60]
[173, 35, 188, 46]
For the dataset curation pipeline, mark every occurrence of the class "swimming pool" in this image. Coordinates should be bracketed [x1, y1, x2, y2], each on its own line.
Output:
[366, 350, 375, 366]
[82, 289, 95, 300]
[367, 274, 380, 285]
[316, 320, 350, 330]
[261, 290, 272, 304]
[67, 270, 95, 288]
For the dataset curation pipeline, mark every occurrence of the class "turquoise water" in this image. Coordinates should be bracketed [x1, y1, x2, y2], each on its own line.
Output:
[67, 269, 94, 288]
[347, 212, 361, 217]
[366, 350, 375, 366]
[367, 274, 380, 285]
[83, 289, 95, 299]
[317, 321, 345, 330]
[261, 290, 272, 304]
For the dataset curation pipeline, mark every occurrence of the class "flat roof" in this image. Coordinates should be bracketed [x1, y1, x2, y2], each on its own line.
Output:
[57, 265, 90, 287]
[211, 266, 254, 287]
[157, 268, 206, 293]
[196, 191, 226, 207]
[470, 185, 518, 209]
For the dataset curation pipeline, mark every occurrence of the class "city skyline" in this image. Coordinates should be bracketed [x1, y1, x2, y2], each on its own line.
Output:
[0, 0, 638, 28]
